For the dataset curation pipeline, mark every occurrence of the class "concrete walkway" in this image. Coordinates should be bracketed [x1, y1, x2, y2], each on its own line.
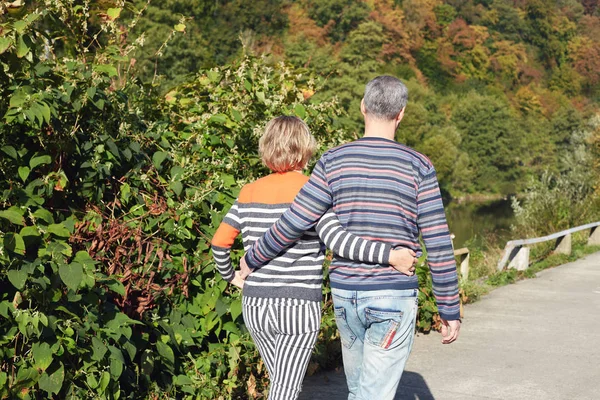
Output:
[299, 251, 600, 400]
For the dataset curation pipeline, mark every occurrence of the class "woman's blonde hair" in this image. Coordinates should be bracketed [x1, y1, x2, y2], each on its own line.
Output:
[259, 116, 317, 172]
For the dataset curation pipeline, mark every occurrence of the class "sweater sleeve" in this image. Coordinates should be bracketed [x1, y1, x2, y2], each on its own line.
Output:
[244, 158, 333, 269]
[211, 201, 241, 283]
[316, 209, 392, 265]
[416, 166, 460, 320]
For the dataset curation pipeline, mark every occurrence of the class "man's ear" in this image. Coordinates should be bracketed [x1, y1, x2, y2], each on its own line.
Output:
[360, 98, 366, 116]
[396, 107, 405, 123]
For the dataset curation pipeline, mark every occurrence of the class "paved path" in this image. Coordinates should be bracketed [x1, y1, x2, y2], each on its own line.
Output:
[299, 251, 600, 400]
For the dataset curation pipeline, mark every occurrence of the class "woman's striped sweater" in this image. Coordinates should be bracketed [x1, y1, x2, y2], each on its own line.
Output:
[244, 137, 461, 320]
[211, 171, 394, 303]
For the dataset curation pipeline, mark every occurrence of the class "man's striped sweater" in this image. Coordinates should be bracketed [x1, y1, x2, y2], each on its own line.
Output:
[211, 171, 394, 303]
[244, 137, 461, 320]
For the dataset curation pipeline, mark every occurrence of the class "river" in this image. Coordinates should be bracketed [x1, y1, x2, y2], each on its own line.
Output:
[444, 198, 515, 249]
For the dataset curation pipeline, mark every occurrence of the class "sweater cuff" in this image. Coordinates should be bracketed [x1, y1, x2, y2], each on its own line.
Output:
[244, 253, 257, 270]
[380, 244, 392, 265]
[438, 309, 461, 321]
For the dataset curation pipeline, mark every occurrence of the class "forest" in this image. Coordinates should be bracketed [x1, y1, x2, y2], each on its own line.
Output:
[0, 0, 599, 399]
[133, 0, 600, 196]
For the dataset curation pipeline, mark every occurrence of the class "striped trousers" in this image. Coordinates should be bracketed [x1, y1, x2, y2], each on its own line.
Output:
[242, 297, 321, 400]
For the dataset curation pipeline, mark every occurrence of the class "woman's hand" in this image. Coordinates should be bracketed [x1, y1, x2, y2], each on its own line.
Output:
[230, 271, 245, 289]
[389, 248, 417, 276]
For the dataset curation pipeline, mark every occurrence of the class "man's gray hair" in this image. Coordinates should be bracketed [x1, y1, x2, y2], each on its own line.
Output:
[363, 76, 408, 121]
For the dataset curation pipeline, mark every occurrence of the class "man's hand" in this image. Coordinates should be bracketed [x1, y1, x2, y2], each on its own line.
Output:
[230, 271, 245, 289]
[440, 318, 461, 344]
[239, 255, 254, 279]
[389, 248, 417, 276]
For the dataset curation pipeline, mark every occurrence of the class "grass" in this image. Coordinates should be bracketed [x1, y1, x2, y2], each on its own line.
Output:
[460, 230, 600, 304]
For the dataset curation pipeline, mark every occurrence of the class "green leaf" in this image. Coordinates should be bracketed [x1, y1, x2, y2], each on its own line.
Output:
[107, 8, 122, 20]
[40, 102, 51, 123]
[30, 155, 52, 169]
[93, 64, 118, 77]
[231, 109, 242, 122]
[156, 341, 174, 366]
[20, 226, 40, 249]
[15, 367, 39, 387]
[33, 208, 54, 224]
[170, 166, 185, 180]
[108, 346, 125, 364]
[32, 342, 53, 371]
[18, 166, 30, 182]
[0, 371, 7, 388]
[0, 37, 12, 54]
[110, 358, 124, 378]
[9, 89, 28, 108]
[209, 114, 228, 124]
[141, 350, 154, 375]
[220, 173, 236, 188]
[16, 35, 28, 58]
[170, 181, 183, 196]
[106, 279, 125, 296]
[122, 341, 137, 361]
[294, 103, 306, 118]
[0, 208, 25, 225]
[86, 373, 99, 389]
[38, 363, 64, 395]
[46, 223, 70, 237]
[207, 70, 220, 82]
[175, 375, 193, 386]
[4, 233, 26, 255]
[91, 337, 108, 361]
[1, 145, 18, 159]
[99, 371, 110, 394]
[7, 268, 27, 290]
[174, 23, 186, 32]
[59, 262, 83, 291]
[74, 251, 96, 269]
[152, 151, 168, 169]
[93, 98, 105, 110]
[230, 300, 242, 320]
[13, 20, 28, 34]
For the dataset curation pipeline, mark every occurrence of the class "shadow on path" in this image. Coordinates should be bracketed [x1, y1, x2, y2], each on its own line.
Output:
[396, 371, 435, 400]
[299, 369, 435, 400]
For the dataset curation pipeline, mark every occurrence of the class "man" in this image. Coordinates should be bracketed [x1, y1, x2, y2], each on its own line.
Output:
[242, 76, 461, 400]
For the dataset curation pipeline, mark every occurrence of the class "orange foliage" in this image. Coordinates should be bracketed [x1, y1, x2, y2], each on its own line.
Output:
[402, 0, 442, 48]
[447, 19, 489, 49]
[568, 36, 600, 86]
[369, 0, 414, 63]
[436, 20, 491, 80]
[490, 40, 528, 84]
[285, 3, 328, 46]
[518, 64, 544, 86]
[579, 15, 600, 42]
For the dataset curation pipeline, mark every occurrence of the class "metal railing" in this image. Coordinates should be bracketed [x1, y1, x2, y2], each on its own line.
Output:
[497, 221, 600, 271]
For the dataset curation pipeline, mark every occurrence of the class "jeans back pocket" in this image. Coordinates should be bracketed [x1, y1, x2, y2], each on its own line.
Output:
[334, 307, 357, 349]
[364, 308, 404, 349]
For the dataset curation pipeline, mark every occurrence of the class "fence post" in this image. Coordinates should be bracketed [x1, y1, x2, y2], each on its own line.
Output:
[454, 248, 470, 280]
[508, 246, 530, 271]
[554, 233, 572, 255]
[589, 226, 600, 246]
[460, 252, 470, 280]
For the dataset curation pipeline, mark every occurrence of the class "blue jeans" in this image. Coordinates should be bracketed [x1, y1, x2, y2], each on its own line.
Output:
[332, 288, 419, 400]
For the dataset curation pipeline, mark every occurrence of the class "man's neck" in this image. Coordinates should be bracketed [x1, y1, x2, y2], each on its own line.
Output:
[363, 118, 398, 141]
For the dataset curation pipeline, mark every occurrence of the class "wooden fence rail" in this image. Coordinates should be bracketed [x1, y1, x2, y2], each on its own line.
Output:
[497, 221, 600, 271]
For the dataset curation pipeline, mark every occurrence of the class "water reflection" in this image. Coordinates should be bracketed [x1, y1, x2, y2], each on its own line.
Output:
[445, 198, 515, 248]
